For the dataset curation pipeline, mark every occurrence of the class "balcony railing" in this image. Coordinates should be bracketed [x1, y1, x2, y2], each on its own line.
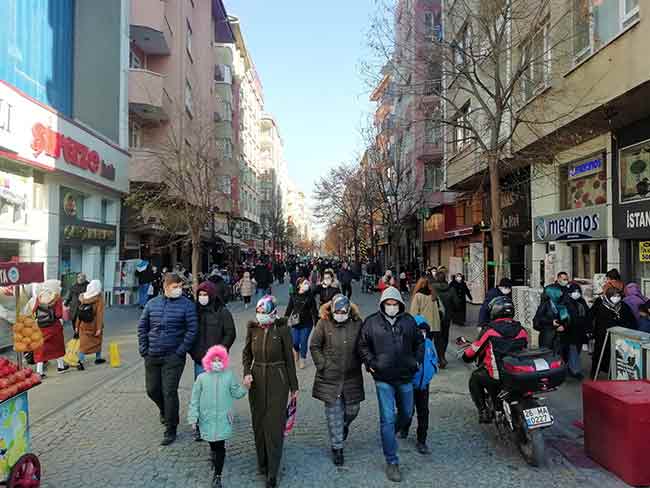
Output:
[128, 69, 168, 122]
[130, 0, 170, 55]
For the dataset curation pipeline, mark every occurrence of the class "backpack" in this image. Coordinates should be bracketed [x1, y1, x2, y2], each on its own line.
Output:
[77, 302, 95, 323]
[413, 338, 438, 390]
[36, 305, 56, 327]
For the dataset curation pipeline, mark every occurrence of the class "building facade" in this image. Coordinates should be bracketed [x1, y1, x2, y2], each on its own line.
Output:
[0, 0, 130, 299]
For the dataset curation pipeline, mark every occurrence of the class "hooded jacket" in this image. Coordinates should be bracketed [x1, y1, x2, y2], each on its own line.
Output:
[358, 287, 424, 384]
[190, 281, 236, 363]
[624, 283, 649, 323]
[310, 301, 364, 404]
[432, 281, 459, 323]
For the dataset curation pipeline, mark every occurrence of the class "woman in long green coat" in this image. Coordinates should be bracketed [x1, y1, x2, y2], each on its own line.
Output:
[188, 345, 248, 488]
[243, 296, 299, 488]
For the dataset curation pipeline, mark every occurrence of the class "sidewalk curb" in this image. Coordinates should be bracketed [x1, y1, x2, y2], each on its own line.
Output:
[30, 359, 145, 428]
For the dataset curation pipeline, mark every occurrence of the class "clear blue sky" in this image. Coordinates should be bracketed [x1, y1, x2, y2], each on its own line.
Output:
[224, 0, 376, 202]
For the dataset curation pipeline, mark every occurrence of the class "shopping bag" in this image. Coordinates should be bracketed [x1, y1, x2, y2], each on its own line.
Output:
[284, 392, 298, 437]
[62, 306, 71, 322]
[64, 338, 80, 366]
[147, 284, 155, 296]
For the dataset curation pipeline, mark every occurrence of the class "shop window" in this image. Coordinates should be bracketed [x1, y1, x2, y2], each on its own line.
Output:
[101, 199, 110, 224]
[571, 241, 606, 279]
[521, 19, 550, 102]
[619, 139, 650, 203]
[560, 153, 607, 210]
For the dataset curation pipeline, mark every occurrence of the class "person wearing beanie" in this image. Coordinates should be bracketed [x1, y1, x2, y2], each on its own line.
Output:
[358, 287, 424, 483]
[243, 295, 299, 488]
[310, 294, 364, 467]
[478, 277, 513, 326]
[75, 279, 106, 370]
[400, 315, 438, 455]
[590, 284, 637, 378]
[188, 345, 249, 488]
[33, 279, 68, 376]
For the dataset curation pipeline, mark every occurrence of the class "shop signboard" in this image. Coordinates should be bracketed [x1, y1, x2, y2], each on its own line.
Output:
[614, 199, 650, 238]
[0, 262, 43, 286]
[609, 327, 650, 380]
[533, 206, 608, 242]
[641, 241, 650, 263]
[619, 139, 650, 204]
[59, 189, 116, 246]
[0, 81, 128, 193]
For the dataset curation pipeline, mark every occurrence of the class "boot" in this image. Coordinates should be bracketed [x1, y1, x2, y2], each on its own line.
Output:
[212, 474, 222, 488]
[76, 362, 85, 371]
[478, 409, 492, 424]
[416, 441, 431, 455]
[161, 428, 176, 446]
[194, 426, 203, 442]
[385, 464, 401, 483]
[266, 477, 277, 488]
[332, 448, 344, 466]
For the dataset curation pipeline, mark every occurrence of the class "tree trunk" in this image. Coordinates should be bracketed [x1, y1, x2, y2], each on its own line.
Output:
[190, 226, 201, 293]
[369, 215, 375, 261]
[488, 153, 504, 287]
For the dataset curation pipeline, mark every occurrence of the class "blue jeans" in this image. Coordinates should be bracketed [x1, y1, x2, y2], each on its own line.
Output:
[567, 345, 581, 375]
[194, 362, 204, 379]
[291, 326, 312, 359]
[78, 351, 102, 362]
[375, 381, 414, 465]
[139, 283, 150, 307]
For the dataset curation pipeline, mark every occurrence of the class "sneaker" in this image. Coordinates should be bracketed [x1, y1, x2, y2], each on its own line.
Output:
[57, 365, 70, 374]
[479, 409, 492, 424]
[416, 442, 431, 455]
[332, 448, 344, 466]
[212, 474, 222, 488]
[385, 464, 402, 483]
[95, 358, 107, 365]
[160, 430, 176, 446]
[77, 362, 85, 371]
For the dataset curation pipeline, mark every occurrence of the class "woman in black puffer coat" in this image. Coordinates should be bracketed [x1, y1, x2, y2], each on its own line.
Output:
[285, 278, 318, 369]
[561, 282, 590, 379]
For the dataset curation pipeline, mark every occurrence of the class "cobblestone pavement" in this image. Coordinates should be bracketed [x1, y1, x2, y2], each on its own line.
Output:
[31, 284, 628, 488]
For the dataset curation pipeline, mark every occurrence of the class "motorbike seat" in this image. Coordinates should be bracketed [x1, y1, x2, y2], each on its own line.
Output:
[506, 348, 553, 360]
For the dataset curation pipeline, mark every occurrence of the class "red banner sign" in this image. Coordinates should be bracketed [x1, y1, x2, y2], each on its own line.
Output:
[0, 262, 44, 286]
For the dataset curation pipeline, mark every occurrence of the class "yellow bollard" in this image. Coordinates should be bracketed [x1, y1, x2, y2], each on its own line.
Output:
[109, 342, 121, 368]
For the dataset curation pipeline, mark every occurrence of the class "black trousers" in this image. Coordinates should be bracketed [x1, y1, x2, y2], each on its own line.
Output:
[403, 387, 430, 443]
[341, 282, 352, 298]
[210, 441, 226, 475]
[468, 368, 500, 411]
[433, 319, 451, 360]
[144, 354, 186, 430]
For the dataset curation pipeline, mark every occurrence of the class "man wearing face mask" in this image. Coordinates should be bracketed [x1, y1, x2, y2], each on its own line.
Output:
[358, 287, 424, 483]
[555, 271, 570, 295]
[138, 273, 198, 446]
[316, 269, 341, 306]
[590, 285, 637, 378]
[310, 294, 364, 467]
[478, 278, 513, 327]
[337, 262, 354, 299]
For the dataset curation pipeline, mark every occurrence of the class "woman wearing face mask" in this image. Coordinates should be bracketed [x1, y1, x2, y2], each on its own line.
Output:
[237, 271, 255, 309]
[284, 278, 318, 369]
[590, 285, 637, 378]
[243, 296, 299, 488]
[310, 294, 364, 467]
[533, 284, 569, 353]
[190, 281, 236, 382]
[431, 272, 459, 368]
[449, 273, 473, 326]
[562, 283, 590, 379]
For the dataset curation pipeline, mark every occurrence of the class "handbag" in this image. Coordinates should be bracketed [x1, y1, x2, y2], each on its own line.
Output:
[288, 313, 300, 327]
[147, 283, 155, 296]
[284, 392, 298, 437]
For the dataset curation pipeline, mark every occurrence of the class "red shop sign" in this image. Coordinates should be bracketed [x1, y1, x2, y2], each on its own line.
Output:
[31, 123, 116, 181]
[0, 262, 44, 286]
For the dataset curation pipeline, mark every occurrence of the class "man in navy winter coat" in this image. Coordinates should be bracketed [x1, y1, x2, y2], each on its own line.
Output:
[138, 272, 198, 446]
[478, 277, 513, 326]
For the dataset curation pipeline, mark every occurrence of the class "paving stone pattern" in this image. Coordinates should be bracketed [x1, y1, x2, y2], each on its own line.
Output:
[31, 285, 627, 488]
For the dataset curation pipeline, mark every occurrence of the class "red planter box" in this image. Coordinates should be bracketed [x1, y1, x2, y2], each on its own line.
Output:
[583, 380, 650, 486]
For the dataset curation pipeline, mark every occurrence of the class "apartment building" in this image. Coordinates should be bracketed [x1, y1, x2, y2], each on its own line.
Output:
[124, 0, 235, 268]
[442, 0, 647, 296]
[0, 0, 129, 302]
[286, 182, 312, 243]
[259, 114, 286, 254]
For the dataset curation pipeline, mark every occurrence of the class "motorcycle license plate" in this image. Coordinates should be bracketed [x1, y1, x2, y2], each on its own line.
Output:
[523, 406, 553, 429]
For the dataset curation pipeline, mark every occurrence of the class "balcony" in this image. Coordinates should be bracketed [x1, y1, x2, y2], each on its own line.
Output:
[130, 0, 170, 55]
[128, 69, 168, 122]
[129, 148, 162, 184]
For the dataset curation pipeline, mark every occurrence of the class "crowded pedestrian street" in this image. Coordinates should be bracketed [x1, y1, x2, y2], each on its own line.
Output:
[28, 283, 624, 488]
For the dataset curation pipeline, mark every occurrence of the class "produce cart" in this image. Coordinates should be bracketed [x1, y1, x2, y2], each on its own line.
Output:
[0, 262, 45, 488]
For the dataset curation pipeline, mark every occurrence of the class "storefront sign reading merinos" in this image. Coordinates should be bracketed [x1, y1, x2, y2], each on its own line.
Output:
[533, 206, 608, 242]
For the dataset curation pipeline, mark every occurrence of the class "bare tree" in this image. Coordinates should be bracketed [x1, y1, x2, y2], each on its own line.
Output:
[127, 109, 232, 290]
[363, 0, 599, 283]
[313, 164, 366, 264]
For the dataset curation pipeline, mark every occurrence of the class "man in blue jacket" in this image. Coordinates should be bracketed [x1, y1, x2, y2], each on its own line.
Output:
[138, 272, 198, 446]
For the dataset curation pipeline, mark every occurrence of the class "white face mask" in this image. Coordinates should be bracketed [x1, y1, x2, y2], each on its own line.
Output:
[257, 313, 275, 325]
[610, 296, 622, 304]
[300, 283, 310, 293]
[455, 276, 462, 282]
[384, 304, 400, 317]
[198, 295, 210, 306]
[334, 313, 349, 323]
[167, 288, 182, 299]
[323, 278, 332, 287]
[212, 360, 224, 372]
[570, 291, 581, 300]
[499, 287, 511, 295]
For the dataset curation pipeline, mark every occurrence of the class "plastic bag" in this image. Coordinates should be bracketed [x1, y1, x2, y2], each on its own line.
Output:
[284, 392, 298, 437]
[64, 338, 80, 366]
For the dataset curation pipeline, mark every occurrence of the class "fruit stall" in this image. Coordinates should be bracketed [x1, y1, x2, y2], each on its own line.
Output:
[0, 262, 45, 487]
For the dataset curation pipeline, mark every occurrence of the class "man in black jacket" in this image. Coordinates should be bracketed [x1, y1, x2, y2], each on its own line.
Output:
[338, 262, 354, 299]
[358, 286, 424, 483]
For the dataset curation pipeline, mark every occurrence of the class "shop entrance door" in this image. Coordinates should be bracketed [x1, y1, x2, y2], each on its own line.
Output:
[570, 241, 606, 281]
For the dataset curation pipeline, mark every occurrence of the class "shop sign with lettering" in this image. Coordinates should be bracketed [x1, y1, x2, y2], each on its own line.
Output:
[533, 206, 608, 242]
[0, 81, 128, 193]
[569, 157, 603, 179]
